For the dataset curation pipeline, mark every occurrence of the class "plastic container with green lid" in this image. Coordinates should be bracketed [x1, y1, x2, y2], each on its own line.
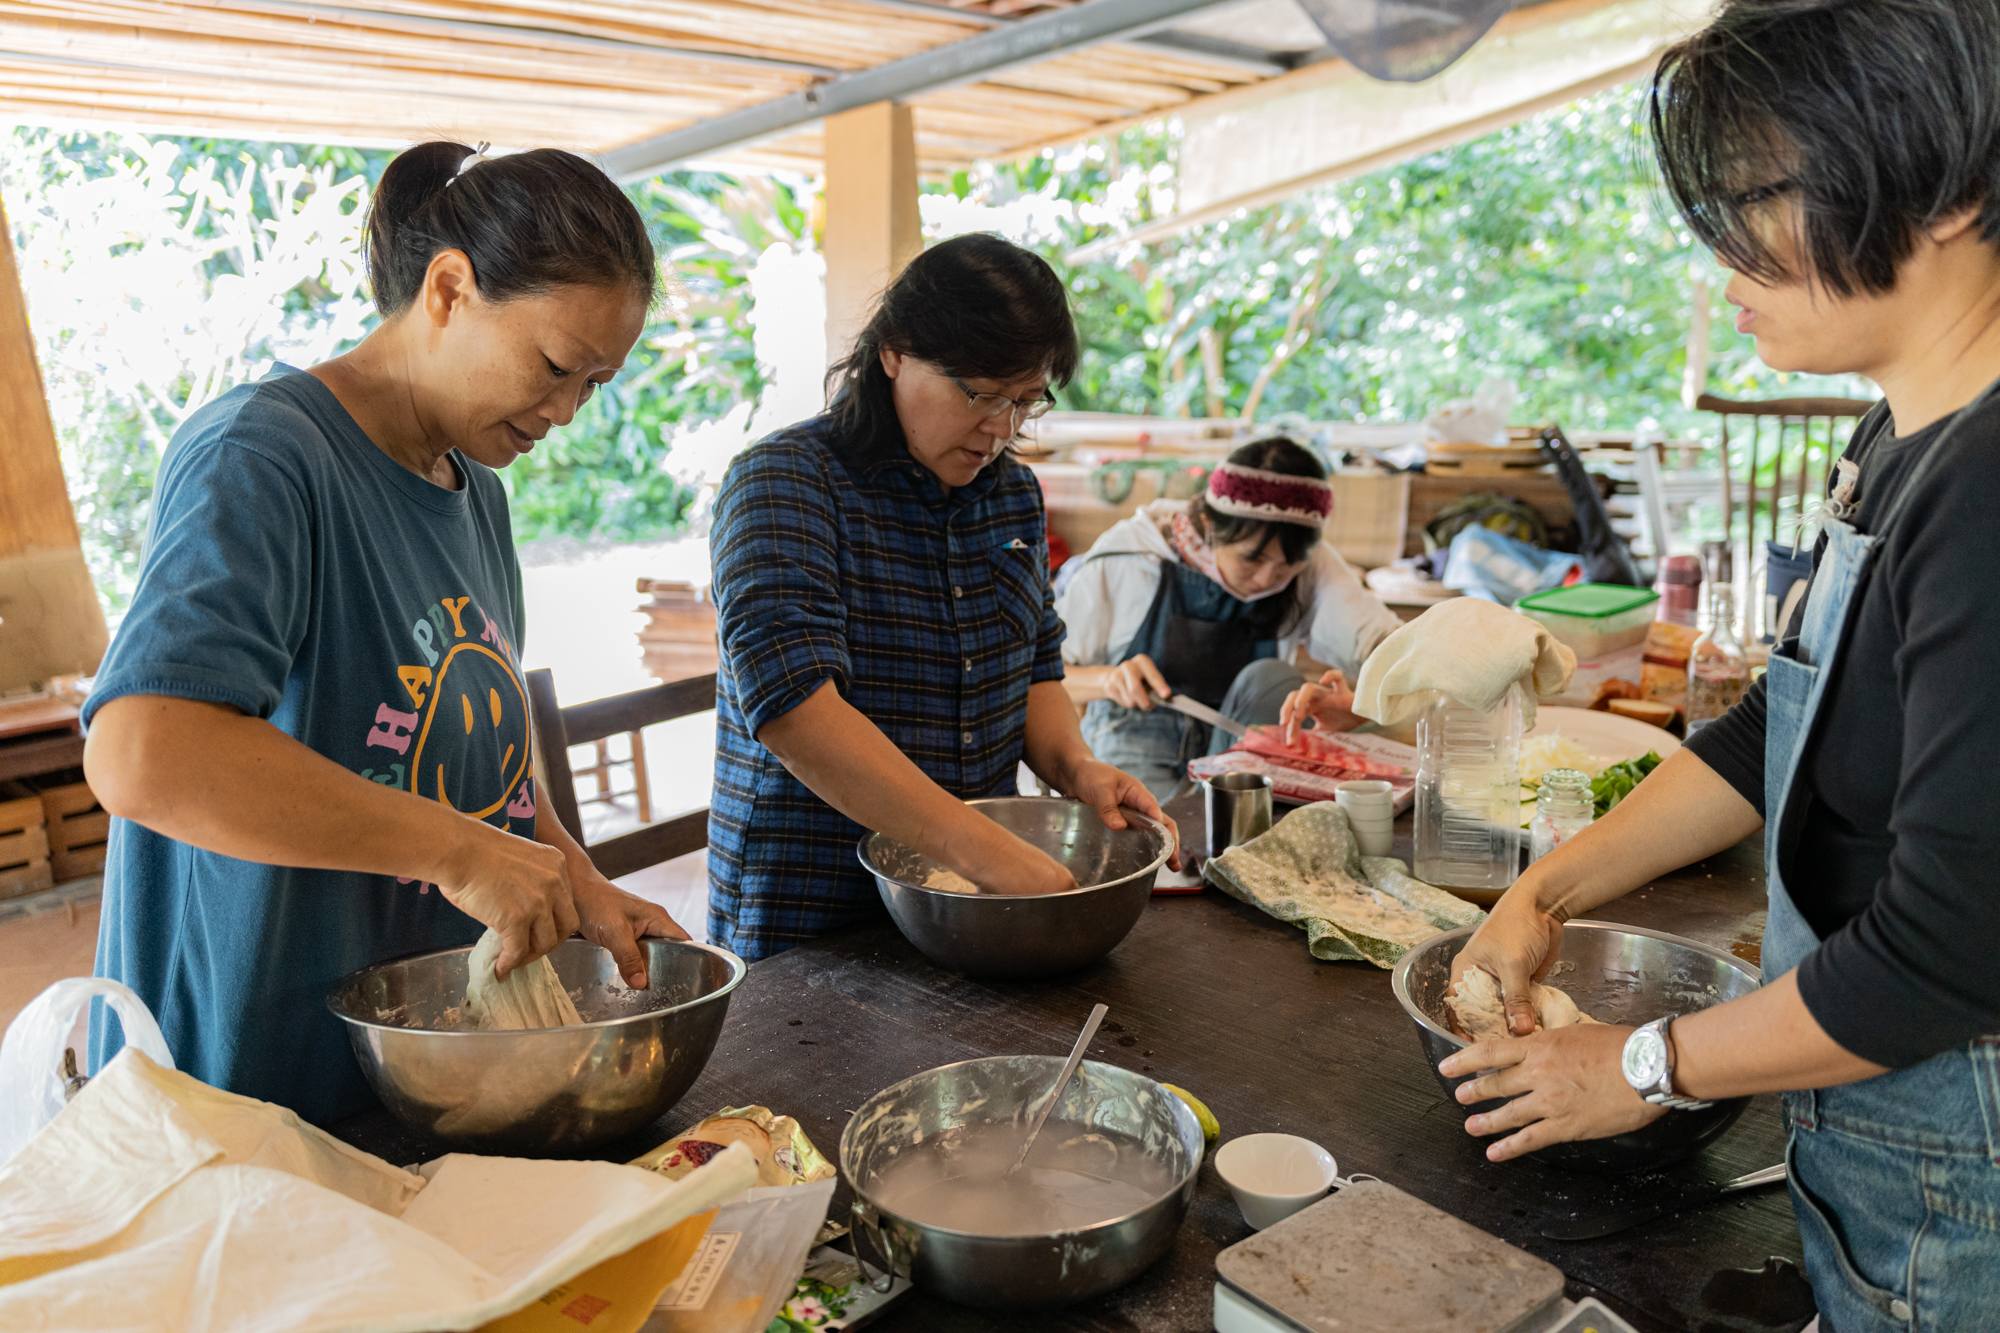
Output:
[1516, 583, 1661, 659]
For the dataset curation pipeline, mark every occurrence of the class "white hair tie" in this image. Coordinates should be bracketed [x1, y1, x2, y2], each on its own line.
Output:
[451, 142, 491, 183]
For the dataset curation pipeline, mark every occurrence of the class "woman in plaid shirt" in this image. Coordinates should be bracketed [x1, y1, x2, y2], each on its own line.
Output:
[706, 235, 1178, 960]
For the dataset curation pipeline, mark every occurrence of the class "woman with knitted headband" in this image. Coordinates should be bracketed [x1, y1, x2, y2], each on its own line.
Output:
[1056, 436, 1402, 798]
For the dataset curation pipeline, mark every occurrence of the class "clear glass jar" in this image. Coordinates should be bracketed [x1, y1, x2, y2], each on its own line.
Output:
[1529, 768, 1594, 864]
[1414, 683, 1524, 897]
[1687, 544, 1750, 736]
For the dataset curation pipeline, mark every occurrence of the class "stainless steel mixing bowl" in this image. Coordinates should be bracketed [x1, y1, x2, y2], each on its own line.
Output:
[841, 1055, 1204, 1310]
[857, 796, 1173, 979]
[327, 937, 745, 1155]
[1391, 921, 1761, 1173]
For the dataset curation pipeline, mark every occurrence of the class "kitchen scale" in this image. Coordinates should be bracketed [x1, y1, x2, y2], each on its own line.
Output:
[1213, 1181, 1640, 1333]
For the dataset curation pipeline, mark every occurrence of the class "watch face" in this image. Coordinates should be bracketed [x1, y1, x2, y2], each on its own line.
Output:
[1623, 1028, 1668, 1088]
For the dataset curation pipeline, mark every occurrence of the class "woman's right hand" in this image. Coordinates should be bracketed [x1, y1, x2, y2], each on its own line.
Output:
[433, 823, 581, 978]
[942, 815, 1079, 896]
[1455, 876, 1568, 1036]
[1104, 653, 1173, 710]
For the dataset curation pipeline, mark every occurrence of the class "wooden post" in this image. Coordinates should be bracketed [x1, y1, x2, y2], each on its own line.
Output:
[1681, 273, 1710, 412]
[0, 188, 107, 691]
[822, 101, 922, 363]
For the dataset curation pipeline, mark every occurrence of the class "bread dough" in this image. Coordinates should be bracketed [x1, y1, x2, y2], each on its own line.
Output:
[463, 928, 584, 1030]
[921, 868, 980, 894]
[1445, 966, 1600, 1043]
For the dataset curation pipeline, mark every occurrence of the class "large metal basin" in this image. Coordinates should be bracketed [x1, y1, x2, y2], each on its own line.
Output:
[858, 796, 1173, 979]
[327, 937, 745, 1155]
[841, 1055, 1204, 1310]
[1391, 920, 1760, 1173]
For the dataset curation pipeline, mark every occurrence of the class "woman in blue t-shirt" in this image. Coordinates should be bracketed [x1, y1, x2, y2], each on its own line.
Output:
[82, 141, 686, 1124]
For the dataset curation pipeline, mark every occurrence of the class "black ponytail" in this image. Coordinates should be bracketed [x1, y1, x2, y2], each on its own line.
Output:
[365, 141, 657, 316]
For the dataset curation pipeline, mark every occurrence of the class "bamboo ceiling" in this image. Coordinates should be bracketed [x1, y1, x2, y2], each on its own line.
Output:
[0, 0, 1261, 173]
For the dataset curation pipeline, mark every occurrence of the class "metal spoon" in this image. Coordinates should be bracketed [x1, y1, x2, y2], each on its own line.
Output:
[1007, 1002, 1109, 1177]
[1540, 1163, 1787, 1241]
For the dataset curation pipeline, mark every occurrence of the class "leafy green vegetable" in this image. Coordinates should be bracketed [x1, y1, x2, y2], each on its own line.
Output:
[1591, 751, 1663, 817]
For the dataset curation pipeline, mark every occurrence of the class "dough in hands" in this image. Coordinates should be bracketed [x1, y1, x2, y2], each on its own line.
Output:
[463, 928, 583, 1030]
[921, 868, 980, 894]
[1445, 965, 1600, 1043]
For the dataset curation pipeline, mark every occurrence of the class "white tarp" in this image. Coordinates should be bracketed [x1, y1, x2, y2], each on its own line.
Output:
[1069, 0, 1718, 262]
[0, 1049, 758, 1333]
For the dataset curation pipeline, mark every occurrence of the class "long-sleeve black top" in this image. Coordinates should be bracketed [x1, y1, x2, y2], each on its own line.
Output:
[1686, 397, 2000, 1069]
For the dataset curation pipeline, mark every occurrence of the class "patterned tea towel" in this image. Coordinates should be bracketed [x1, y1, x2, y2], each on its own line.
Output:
[1203, 804, 1484, 967]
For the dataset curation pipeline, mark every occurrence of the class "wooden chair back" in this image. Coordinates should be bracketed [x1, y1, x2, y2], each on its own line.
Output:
[1697, 392, 1877, 556]
[525, 668, 718, 881]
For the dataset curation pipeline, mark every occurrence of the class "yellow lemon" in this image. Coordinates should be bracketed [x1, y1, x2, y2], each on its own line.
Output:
[1163, 1084, 1219, 1146]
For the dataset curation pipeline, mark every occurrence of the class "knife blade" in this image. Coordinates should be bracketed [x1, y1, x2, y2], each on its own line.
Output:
[1540, 1163, 1787, 1241]
[1166, 694, 1246, 738]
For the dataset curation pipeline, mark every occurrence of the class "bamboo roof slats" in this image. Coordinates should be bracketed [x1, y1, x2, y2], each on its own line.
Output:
[2, 0, 1288, 168]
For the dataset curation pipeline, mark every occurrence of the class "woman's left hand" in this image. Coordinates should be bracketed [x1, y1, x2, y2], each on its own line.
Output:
[571, 873, 689, 991]
[1279, 669, 1365, 744]
[1063, 758, 1183, 870]
[1438, 1024, 1665, 1161]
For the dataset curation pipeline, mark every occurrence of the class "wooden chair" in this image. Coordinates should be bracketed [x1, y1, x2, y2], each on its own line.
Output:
[1696, 393, 1876, 639]
[1697, 392, 1877, 559]
[525, 668, 717, 880]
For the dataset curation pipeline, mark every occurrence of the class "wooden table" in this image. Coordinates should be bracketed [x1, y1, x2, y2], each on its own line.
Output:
[335, 805, 1807, 1333]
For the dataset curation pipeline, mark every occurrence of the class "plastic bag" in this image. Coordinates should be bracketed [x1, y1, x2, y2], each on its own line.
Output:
[642, 1177, 837, 1333]
[1425, 377, 1517, 446]
[0, 976, 173, 1166]
[1439, 526, 1582, 606]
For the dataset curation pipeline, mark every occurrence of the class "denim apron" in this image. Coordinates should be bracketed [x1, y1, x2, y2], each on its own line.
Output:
[1760, 398, 2000, 1331]
[1078, 555, 1286, 799]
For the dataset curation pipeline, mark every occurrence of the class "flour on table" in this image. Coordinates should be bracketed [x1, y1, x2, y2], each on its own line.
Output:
[921, 868, 981, 894]
[1446, 966, 1601, 1043]
[463, 928, 583, 1030]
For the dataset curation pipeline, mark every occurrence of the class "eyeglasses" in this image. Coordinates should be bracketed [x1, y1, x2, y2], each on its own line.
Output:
[947, 374, 1055, 427]
[1726, 176, 1798, 211]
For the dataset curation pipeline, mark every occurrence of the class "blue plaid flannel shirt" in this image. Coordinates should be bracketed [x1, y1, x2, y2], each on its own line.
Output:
[706, 413, 1065, 960]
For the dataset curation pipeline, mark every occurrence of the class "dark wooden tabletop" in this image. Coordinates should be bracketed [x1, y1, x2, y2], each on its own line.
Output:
[336, 798, 1810, 1333]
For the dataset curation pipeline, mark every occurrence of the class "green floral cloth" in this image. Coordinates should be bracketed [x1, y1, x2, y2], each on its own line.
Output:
[1203, 803, 1485, 967]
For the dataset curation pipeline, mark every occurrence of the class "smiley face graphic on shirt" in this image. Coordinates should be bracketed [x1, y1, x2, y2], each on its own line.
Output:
[360, 593, 535, 832]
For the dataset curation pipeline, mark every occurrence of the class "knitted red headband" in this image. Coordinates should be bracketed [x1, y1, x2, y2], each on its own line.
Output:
[1205, 462, 1333, 529]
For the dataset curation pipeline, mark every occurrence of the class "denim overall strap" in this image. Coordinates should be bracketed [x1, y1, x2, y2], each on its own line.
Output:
[1756, 385, 2000, 1333]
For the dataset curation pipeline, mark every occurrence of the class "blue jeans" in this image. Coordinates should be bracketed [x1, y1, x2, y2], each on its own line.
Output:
[1782, 1070, 2000, 1332]
[1079, 659, 1305, 802]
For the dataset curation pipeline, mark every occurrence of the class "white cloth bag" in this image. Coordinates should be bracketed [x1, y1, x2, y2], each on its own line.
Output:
[0, 1048, 758, 1332]
[1353, 597, 1576, 731]
[0, 976, 174, 1166]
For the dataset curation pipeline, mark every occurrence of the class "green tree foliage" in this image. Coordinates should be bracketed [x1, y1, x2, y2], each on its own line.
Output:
[958, 85, 1865, 434]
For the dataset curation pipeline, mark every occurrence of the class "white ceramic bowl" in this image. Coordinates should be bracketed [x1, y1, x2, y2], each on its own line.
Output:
[1214, 1133, 1339, 1230]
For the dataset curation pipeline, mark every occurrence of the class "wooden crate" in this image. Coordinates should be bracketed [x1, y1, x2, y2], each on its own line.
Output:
[38, 779, 109, 882]
[0, 782, 53, 899]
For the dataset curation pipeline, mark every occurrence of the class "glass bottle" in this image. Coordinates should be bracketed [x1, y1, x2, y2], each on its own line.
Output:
[1686, 543, 1750, 736]
[1415, 683, 1524, 899]
[1529, 769, 1594, 864]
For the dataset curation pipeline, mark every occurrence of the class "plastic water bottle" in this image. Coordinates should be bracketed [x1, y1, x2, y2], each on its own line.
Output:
[1414, 684, 1524, 897]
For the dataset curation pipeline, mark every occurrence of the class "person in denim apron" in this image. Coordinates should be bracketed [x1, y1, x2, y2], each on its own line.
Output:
[1055, 437, 1401, 800]
[1433, 3, 2000, 1327]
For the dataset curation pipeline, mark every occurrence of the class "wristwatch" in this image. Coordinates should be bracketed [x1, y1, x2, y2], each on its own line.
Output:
[1622, 1017, 1712, 1110]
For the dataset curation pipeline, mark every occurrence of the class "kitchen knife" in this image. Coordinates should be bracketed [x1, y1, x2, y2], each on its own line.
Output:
[1166, 694, 1246, 738]
[1540, 1163, 1787, 1241]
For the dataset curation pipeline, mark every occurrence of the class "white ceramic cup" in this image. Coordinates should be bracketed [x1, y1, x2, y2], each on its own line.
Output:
[1334, 780, 1394, 818]
[1214, 1133, 1339, 1231]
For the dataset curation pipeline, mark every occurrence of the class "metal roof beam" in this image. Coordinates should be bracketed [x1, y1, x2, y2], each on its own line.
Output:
[601, 0, 1240, 180]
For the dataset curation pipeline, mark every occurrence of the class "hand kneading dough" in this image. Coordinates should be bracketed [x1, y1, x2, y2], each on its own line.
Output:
[463, 928, 583, 1030]
[1446, 966, 1600, 1043]
[921, 868, 980, 894]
